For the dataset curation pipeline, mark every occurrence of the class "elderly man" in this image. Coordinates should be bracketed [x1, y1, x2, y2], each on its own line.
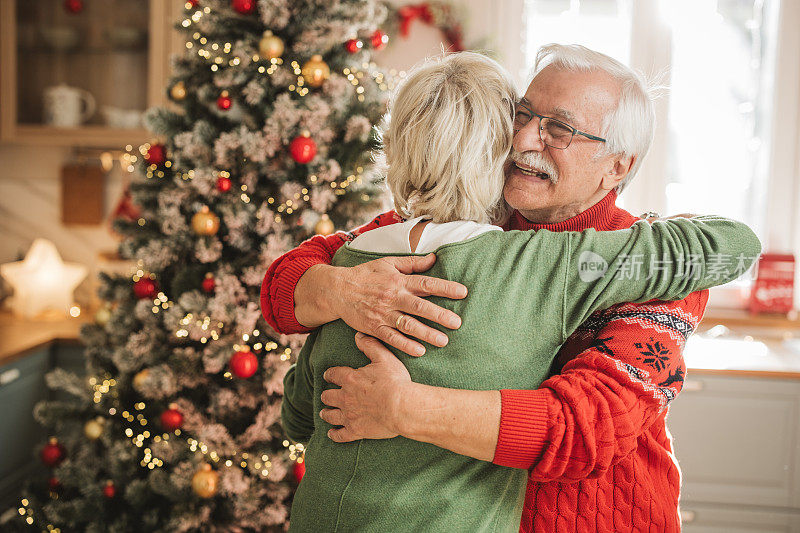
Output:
[261, 44, 698, 532]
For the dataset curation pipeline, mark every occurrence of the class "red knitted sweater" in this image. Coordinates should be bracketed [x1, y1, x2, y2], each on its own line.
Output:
[261, 191, 706, 532]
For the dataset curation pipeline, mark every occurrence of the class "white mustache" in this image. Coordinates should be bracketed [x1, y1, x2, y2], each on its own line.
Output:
[509, 149, 559, 183]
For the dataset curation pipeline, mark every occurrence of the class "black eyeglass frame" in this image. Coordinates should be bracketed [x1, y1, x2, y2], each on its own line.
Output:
[514, 101, 607, 149]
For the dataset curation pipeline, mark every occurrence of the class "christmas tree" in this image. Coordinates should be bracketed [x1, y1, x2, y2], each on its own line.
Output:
[1, 0, 396, 530]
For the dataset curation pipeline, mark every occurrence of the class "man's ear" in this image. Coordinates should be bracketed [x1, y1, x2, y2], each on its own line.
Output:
[601, 154, 635, 191]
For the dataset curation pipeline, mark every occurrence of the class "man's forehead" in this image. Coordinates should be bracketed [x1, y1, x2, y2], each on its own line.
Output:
[518, 96, 578, 124]
[523, 66, 621, 127]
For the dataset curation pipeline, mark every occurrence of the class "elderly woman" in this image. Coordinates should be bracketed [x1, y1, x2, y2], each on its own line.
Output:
[281, 52, 760, 532]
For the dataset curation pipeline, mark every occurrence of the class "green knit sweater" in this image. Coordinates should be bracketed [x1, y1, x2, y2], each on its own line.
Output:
[282, 216, 761, 532]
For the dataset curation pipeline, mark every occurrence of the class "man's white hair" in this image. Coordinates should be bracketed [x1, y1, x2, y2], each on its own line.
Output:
[375, 51, 517, 224]
[533, 44, 657, 192]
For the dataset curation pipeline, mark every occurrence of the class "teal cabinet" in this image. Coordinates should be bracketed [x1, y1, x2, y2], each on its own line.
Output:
[0, 347, 49, 506]
[0, 342, 85, 508]
[51, 342, 86, 403]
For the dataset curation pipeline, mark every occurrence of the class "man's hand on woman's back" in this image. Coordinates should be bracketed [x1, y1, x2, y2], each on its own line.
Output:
[294, 253, 467, 357]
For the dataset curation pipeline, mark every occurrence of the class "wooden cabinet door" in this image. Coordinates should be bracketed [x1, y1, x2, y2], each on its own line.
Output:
[0, 0, 174, 147]
[668, 374, 800, 509]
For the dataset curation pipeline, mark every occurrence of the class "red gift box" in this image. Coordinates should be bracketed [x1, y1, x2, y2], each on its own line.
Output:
[749, 253, 795, 315]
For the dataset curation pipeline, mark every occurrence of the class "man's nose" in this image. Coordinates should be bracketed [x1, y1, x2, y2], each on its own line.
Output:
[513, 119, 545, 153]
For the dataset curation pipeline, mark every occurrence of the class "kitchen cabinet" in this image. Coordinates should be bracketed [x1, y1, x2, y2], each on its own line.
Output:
[0, 341, 86, 509]
[669, 373, 800, 530]
[679, 504, 800, 533]
[0, 0, 185, 147]
[0, 347, 50, 507]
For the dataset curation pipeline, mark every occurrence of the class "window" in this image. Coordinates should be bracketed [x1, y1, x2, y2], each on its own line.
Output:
[514, 0, 798, 308]
[524, 0, 632, 66]
[661, 0, 778, 244]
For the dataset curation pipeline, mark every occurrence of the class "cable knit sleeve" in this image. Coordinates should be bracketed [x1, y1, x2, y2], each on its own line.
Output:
[259, 210, 402, 334]
[493, 290, 708, 480]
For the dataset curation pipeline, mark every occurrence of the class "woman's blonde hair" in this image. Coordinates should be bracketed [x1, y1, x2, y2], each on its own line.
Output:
[375, 51, 517, 225]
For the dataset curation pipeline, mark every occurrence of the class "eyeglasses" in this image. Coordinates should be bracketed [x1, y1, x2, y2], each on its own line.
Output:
[513, 101, 606, 150]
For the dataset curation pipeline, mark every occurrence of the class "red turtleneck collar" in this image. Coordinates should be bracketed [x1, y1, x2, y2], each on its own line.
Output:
[503, 190, 638, 232]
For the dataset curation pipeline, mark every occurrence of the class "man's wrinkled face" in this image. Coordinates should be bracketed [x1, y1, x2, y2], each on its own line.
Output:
[503, 65, 622, 221]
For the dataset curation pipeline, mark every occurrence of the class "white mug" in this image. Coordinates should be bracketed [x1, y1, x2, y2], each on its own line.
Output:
[43, 84, 96, 127]
[101, 106, 142, 129]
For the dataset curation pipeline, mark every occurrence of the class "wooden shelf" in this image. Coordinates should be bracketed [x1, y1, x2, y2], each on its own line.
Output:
[0, 0, 182, 148]
[18, 46, 149, 55]
[10, 124, 149, 147]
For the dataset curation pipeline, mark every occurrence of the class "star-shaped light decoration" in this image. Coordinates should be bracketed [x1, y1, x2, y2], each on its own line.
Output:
[1, 238, 87, 318]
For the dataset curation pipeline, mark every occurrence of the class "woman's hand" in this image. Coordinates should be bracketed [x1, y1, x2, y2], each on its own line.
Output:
[295, 254, 467, 357]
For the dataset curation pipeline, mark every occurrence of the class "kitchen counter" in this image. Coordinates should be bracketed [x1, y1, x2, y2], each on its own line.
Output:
[1, 308, 799, 379]
[684, 335, 800, 379]
[0, 309, 89, 367]
[688, 310, 800, 379]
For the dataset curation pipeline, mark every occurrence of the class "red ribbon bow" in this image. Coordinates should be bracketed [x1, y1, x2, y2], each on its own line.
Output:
[398, 4, 434, 37]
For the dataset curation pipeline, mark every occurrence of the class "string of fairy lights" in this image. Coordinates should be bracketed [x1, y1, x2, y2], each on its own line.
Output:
[130, 143, 372, 224]
[117, 1, 399, 474]
[16, 377, 298, 530]
[124, 2, 406, 230]
[17, 355, 297, 528]
[126, 265, 297, 465]
[15, 265, 302, 526]
[17, 3, 405, 530]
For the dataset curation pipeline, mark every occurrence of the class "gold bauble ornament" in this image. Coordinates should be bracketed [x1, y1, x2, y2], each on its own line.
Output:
[258, 30, 284, 60]
[133, 368, 150, 390]
[315, 214, 335, 236]
[301, 55, 330, 88]
[191, 206, 220, 236]
[170, 81, 187, 101]
[84, 417, 105, 440]
[95, 305, 111, 326]
[192, 463, 219, 498]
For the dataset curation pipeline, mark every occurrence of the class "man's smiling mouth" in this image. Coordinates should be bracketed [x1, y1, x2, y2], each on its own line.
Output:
[514, 162, 550, 181]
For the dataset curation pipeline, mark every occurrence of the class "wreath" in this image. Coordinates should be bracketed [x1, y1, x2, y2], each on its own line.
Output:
[385, 2, 467, 52]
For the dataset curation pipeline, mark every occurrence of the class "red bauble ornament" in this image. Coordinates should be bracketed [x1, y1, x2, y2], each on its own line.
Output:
[370, 30, 388, 50]
[216, 175, 232, 192]
[201, 273, 216, 293]
[231, 0, 255, 14]
[160, 405, 184, 432]
[41, 437, 66, 468]
[289, 132, 317, 164]
[293, 461, 305, 482]
[186, 0, 199, 7]
[345, 39, 363, 54]
[133, 277, 158, 300]
[47, 477, 62, 492]
[145, 143, 167, 166]
[64, 0, 83, 14]
[230, 350, 258, 378]
[103, 481, 116, 499]
[217, 90, 232, 111]
[111, 183, 141, 223]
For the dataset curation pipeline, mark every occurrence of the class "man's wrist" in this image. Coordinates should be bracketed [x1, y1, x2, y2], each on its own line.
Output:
[389, 382, 502, 462]
[295, 264, 342, 327]
[390, 381, 424, 439]
[310, 264, 339, 318]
